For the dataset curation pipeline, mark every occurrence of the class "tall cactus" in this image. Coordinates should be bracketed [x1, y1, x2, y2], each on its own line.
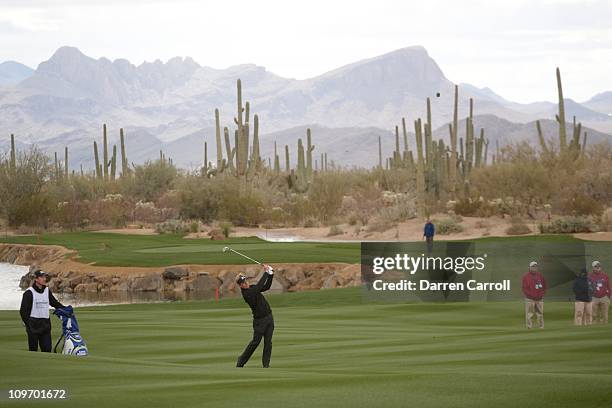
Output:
[64, 146, 69, 179]
[223, 127, 235, 172]
[9, 134, 16, 171]
[273, 141, 280, 174]
[306, 128, 315, 178]
[285, 145, 290, 172]
[103, 124, 108, 180]
[110, 145, 117, 180]
[556, 67, 567, 152]
[120, 128, 128, 177]
[449, 85, 459, 198]
[378, 135, 382, 168]
[93, 141, 101, 179]
[414, 119, 426, 215]
[250, 114, 261, 171]
[214, 108, 223, 169]
[203, 141, 208, 175]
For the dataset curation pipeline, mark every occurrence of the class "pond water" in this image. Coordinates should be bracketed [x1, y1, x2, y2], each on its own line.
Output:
[0, 262, 224, 310]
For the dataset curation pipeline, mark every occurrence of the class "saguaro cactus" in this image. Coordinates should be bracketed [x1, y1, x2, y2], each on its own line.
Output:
[556, 67, 567, 152]
[64, 146, 69, 178]
[449, 85, 459, 198]
[10, 134, 16, 171]
[120, 128, 128, 177]
[215, 108, 223, 169]
[93, 141, 101, 179]
[306, 128, 315, 178]
[110, 145, 117, 180]
[103, 124, 108, 180]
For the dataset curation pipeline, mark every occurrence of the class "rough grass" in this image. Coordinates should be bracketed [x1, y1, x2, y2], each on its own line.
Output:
[1, 287, 611, 408]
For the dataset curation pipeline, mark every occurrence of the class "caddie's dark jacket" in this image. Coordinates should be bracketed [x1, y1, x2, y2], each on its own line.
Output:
[241, 272, 273, 319]
[19, 284, 65, 334]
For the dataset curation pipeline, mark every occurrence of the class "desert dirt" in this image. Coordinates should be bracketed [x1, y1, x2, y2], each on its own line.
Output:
[92, 228, 158, 235]
[231, 214, 538, 242]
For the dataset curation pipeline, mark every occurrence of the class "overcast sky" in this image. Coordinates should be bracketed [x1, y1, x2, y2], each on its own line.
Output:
[0, 0, 610, 103]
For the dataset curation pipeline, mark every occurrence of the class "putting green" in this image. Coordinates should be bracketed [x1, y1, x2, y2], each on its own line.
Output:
[0, 233, 360, 266]
[1, 287, 611, 408]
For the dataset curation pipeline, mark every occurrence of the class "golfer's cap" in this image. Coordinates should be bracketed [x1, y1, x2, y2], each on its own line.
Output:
[592, 260, 601, 268]
[32, 269, 47, 278]
[236, 274, 249, 284]
[529, 261, 538, 267]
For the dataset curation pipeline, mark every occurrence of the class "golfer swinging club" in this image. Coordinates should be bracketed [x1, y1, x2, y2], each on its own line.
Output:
[236, 264, 275, 368]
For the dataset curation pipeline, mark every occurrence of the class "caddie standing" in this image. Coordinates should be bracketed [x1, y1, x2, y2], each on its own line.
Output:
[589, 261, 610, 324]
[521, 261, 547, 329]
[19, 268, 66, 352]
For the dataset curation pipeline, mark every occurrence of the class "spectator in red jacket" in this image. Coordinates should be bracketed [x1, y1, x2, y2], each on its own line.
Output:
[522, 261, 547, 329]
[589, 261, 610, 324]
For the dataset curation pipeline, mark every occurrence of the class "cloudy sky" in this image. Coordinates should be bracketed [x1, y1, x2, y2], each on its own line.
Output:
[0, 0, 610, 103]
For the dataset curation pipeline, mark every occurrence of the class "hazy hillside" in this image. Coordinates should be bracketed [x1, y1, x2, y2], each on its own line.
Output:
[1, 45, 611, 170]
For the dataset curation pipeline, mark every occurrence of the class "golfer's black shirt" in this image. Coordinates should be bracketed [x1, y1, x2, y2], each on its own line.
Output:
[241, 272, 273, 319]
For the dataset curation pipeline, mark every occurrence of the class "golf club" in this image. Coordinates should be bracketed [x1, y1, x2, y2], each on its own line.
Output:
[222, 246, 263, 265]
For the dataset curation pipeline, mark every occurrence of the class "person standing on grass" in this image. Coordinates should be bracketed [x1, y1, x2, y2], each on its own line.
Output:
[423, 218, 435, 253]
[589, 261, 610, 324]
[573, 267, 593, 326]
[19, 268, 66, 352]
[236, 264, 275, 368]
[522, 261, 547, 329]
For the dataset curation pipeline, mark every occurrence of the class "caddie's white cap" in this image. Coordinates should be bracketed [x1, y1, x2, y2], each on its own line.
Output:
[529, 261, 538, 267]
[592, 260, 601, 268]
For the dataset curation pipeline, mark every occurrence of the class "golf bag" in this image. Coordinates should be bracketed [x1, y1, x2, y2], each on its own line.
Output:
[53, 306, 88, 356]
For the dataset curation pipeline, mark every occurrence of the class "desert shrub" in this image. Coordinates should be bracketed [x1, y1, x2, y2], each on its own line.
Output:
[505, 216, 531, 235]
[190, 221, 200, 233]
[454, 198, 495, 217]
[219, 221, 233, 238]
[155, 219, 192, 234]
[308, 172, 346, 223]
[601, 208, 612, 232]
[539, 216, 596, 233]
[367, 218, 395, 233]
[436, 218, 463, 235]
[327, 225, 343, 236]
[303, 216, 319, 228]
[129, 159, 178, 202]
[177, 177, 219, 223]
[475, 220, 489, 229]
[379, 200, 417, 224]
[559, 192, 604, 216]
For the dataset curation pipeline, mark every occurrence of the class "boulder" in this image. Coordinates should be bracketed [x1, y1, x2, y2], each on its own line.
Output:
[74, 283, 99, 293]
[131, 274, 163, 292]
[279, 267, 306, 285]
[192, 275, 221, 294]
[162, 266, 189, 280]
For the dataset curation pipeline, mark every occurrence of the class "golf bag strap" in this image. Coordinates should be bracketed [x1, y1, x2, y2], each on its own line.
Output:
[53, 333, 65, 354]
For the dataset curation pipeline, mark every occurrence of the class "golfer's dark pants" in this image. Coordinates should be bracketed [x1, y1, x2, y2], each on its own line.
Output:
[426, 236, 434, 253]
[237, 314, 274, 367]
[26, 327, 52, 352]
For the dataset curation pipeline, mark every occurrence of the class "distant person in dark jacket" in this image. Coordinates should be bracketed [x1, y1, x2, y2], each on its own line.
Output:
[521, 261, 547, 329]
[423, 218, 435, 253]
[573, 267, 593, 326]
[236, 264, 275, 368]
[589, 261, 610, 324]
[19, 269, 66, 352]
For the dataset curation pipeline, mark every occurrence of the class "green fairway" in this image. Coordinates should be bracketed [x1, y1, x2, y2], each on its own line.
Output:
[0, 232, 360, 266]
[0, 232, 603, 269]
[1, 287, 611, 408]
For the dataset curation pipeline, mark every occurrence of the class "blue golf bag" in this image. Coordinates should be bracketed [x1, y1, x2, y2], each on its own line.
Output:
[53, 306, 88, 356]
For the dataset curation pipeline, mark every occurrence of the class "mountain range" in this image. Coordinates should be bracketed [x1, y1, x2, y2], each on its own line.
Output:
[0, 46, 610, 170]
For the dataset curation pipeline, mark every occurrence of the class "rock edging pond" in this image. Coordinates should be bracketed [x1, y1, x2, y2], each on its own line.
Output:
[0, 244, 360, 297]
